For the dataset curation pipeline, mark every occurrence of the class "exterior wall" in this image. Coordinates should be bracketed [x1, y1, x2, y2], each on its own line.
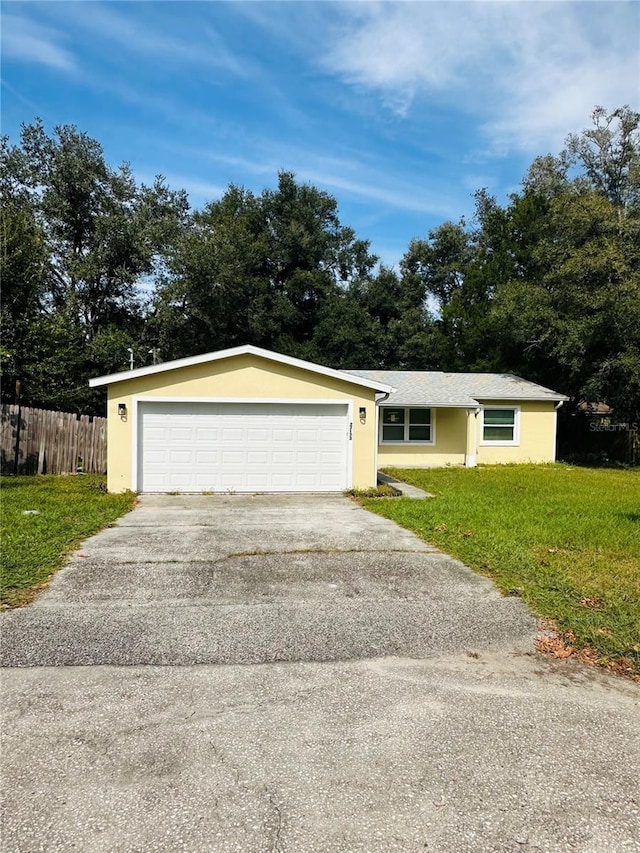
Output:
[377, 401, 558, 469]
[377, 407, 467, 468]
[476, 399, 558, 464]
[105, 354, 378, 492]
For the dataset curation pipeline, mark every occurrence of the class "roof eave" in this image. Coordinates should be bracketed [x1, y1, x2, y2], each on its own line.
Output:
[382, 400, 479, 408]
[474, 394, 570, 402]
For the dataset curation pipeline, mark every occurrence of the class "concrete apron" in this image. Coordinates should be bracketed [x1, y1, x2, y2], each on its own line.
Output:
[2, 494, 639, 853]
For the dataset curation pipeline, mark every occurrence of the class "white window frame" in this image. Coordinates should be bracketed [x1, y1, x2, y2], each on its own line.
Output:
[379, 406, 435, 446]
[480, 405, 520, 446]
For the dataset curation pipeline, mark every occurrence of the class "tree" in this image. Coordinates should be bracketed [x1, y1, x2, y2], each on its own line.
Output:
[565, 105, 640, 212]
[151, 171, 379, 364]
[0, 194, 49, 393]
[1, 120, 189, 411]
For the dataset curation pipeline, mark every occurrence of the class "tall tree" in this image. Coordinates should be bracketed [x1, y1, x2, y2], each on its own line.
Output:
[1, 121, 189, 411]
[151, 171, 378, 364]
[487, 106, 640, 420]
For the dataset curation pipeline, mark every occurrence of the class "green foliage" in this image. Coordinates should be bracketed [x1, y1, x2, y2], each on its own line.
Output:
[150, 171, 382, 365]
[0, 474, 136, 607]
[0, 192, 50, 389]
[1, 120, 189, 412]
[401, 106, 640, 425]
[1, 106, 637, 427]
[365, 465, 640, 674]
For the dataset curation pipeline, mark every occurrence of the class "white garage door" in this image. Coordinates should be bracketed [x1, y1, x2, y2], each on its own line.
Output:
[138, 402, 350, 492]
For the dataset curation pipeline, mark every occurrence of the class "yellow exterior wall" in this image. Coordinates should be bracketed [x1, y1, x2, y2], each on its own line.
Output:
[476, 400, 558, 464]
[378, 401, 558, 469]
[104, 353, 378, 492]
[377, 407, 467, 467]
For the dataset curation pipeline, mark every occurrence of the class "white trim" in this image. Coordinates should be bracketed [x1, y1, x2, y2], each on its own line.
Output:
[131, 396, 139, 491]
[346, 400, 354, 490]
[479, 405, 521, 447]
[474, 394, 569, 402]
[132, 396, 348, 405]
[132, 396, 352, 493]
[90, 344, 394, 394]
[374, 402, 380, 481]
[465, 453, 477, 468]
[386, 401, 477, 409]
[379, 406, 436, 446]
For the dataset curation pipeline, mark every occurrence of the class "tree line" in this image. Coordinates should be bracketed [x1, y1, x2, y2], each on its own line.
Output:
[1, 107, 638, 431]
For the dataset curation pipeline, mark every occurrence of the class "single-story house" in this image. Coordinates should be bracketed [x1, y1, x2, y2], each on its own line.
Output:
[89, 344, 569, 493]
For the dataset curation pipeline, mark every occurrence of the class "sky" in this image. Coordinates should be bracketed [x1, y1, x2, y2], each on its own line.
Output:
[2, 1, 639, 268]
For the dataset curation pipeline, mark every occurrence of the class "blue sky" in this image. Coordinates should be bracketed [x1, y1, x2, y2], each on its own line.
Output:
[2, 1, 638, 268]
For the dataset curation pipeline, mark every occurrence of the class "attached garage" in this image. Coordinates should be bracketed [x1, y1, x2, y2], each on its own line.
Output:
[139, 401, 350, 493]
[90, 345, 391, 494]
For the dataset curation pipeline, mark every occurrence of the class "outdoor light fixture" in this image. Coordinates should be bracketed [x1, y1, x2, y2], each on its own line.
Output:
[118, 403, 127, 416]
[359, 406, 367, 423]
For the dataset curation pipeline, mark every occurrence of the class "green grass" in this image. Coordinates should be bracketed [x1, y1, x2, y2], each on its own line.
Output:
[362, 465, 640, 675]
[1, 475, 136, 607]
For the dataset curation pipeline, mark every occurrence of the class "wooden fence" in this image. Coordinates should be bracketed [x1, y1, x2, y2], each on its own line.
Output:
[0, 405, 107, 475]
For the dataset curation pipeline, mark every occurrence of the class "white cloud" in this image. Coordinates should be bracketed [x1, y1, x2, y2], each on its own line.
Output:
[1, 14, 76, 71]
[325, 1, 639, 153]
[202, 148, 462, 218]
[39, 2, 250, 77]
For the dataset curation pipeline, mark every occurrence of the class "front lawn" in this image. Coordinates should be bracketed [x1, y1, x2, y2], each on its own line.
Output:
[363, 465, 640, 677]
[1, 475, 136, 607]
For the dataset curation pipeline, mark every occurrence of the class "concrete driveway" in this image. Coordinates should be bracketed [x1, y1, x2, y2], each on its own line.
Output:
[1, 494, 639, 852]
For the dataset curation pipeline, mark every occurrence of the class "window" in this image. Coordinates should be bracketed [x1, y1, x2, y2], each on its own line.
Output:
[381, 407, 433, 443]
[481, 407, 519, 444]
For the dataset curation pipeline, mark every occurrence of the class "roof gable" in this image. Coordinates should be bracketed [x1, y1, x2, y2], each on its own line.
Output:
[89, 345, 394, 394]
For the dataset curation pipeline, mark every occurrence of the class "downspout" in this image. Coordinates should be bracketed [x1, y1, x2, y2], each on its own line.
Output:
[374, 391, 390, 484]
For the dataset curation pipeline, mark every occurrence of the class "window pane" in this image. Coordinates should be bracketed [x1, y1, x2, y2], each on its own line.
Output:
[383, 408, 405, 425]
[484, 409, 515, 425]
[483, 426, 514, 441]
[409, 425, 431, 441]
[409, 408, 430, 425]
[383, 425, 405, 441]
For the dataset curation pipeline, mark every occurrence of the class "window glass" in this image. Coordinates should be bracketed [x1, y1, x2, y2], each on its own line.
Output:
[383, 425, 405, 441]
[409, 408, 431, 425]
[483, 409, 515, 441]
[383, 408, 405, 425]
[381, 408, 432, 442]
[409, 425, 430, 441]
[484, 409, 515, 426]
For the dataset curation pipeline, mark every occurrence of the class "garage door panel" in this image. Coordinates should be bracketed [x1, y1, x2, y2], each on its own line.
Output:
[139, 402, 349, 492]
[248, 428, 269, 441]
[170, 428, 192, 441]
[246, 472, 270, 489]
[195, 428, 218, 441]
[195, 450, 218, 464]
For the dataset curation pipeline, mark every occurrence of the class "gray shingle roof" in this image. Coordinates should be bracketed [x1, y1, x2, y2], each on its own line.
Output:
[344, 370, 569, 406]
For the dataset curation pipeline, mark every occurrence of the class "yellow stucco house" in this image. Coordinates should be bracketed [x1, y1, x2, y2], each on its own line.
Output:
[89, 345, 569, 493]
